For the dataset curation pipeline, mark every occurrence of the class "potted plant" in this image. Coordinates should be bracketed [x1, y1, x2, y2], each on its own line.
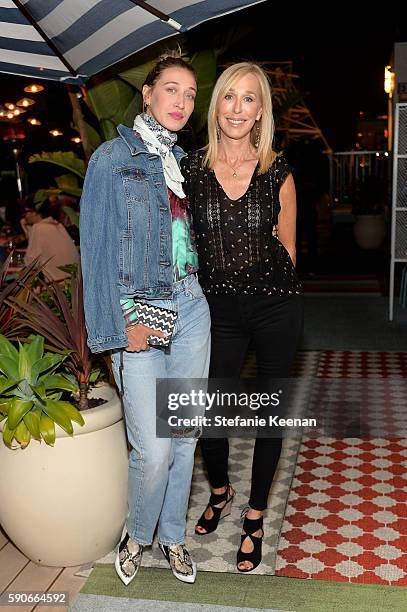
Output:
[0, 264, 128, 567]
[0, 254, 42, 337]
[352, 175, 387, 249]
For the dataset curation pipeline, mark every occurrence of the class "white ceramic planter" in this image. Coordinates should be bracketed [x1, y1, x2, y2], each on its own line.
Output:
[0, 384, 128, 567]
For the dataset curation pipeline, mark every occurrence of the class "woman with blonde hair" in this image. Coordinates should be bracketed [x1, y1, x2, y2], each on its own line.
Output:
[182, 62, 303, 572]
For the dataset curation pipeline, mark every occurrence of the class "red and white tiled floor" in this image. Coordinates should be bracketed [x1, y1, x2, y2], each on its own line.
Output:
[275, 351, 407, 585]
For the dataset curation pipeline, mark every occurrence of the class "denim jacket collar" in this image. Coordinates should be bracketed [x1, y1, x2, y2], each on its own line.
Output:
[116, 123, 186, 163]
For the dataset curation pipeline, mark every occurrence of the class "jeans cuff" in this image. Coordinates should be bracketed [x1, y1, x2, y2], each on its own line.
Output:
[158, 539, 185, 546]
[127, 532, 152, 546]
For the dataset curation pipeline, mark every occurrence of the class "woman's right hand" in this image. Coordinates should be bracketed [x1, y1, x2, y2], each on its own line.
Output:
[126, 324, 165, 352]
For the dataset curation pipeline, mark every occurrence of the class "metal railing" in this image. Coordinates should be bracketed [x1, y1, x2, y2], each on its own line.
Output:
[329, 151, 390, 209]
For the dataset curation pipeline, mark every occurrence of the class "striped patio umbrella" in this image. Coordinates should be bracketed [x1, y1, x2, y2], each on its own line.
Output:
[0, 0, 266, 84]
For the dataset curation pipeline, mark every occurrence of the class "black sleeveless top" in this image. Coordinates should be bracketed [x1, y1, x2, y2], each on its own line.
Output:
[182, 149, 302, 296]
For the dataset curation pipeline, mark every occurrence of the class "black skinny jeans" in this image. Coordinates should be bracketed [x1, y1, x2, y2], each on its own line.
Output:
[200, 293, 303, 511]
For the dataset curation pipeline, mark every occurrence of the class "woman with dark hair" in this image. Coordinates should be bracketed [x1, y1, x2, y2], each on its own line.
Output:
[80, 54, 210, 585]
[182, 62, 303, 572]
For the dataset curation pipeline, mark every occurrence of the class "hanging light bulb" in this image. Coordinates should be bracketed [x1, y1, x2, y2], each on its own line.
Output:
[49, 129, 63, 136]
[24, 83, 44, 93]
[13, 108, 26, 116]
[7, 112, 14, 119]
[28, 118, 41, 125]
[16, 98, 35, 108]
[71, 136, 81, 143]
[5, 102, 15, 110]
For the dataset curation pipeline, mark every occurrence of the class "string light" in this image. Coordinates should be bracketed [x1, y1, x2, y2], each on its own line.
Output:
[71, 136, 81, 143]
[24, 83, 44, 93]
[28, 118, 41, 125]
[16, 98, 35, 107]
[49, 129, 63, 136]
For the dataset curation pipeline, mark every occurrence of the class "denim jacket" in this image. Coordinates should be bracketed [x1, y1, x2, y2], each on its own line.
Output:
[80, 124, 186, 353]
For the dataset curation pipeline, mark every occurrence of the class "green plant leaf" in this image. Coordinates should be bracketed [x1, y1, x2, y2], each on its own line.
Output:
[40, 412, 55, 446]
[25, 335, 44, 368]
[82, 120, 102, 151]
[56, 401, 85, 426]
[99, 118, 119, 142]
[2, 421, 16, 448]
[0, 355, 19, 380]
[0, 400, 10, 415]
[30, 382, 46, 404]
[44, 374, 78, 393]
[32, 353, 67, 381]
[86, 78, 134, 123]
[55, 174, 83, 198]
[23, 410, 41, 440]
[122, 92, 142, 128]
[190, 50, 218, 135]
[43, 400, 74, 435]
[119, 61, 155, 89]
[14, 420, 31, 448]
[18, 343, 32, 383]
[33, 188, 62, 207]
[89, 368, 101, 383]
[0, 379, 19, 395]
[0, 335, 19, 361]
[29, 152, 86, 179]
[63, 206, 80, 228]
[7, 398, 33, 430]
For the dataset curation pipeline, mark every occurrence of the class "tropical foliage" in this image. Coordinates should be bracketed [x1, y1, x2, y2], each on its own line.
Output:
[8, 266, 98, 411]
[0, 335, 83, 449]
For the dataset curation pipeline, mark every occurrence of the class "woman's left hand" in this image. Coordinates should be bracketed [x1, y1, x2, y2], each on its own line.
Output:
[126, 323, 165, 352]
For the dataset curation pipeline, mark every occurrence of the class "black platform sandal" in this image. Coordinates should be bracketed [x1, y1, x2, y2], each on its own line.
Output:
[236, 509, 264, 572]
[195, 484, 235, 535]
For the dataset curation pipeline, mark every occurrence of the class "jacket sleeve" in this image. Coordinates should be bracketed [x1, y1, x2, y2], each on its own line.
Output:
[80, 148, 128, 353]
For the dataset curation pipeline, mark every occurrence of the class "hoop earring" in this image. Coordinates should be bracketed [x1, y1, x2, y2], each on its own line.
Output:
[255, 122, 261, 148]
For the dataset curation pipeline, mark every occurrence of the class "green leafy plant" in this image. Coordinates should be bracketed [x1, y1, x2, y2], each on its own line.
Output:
[0, 335, 83, 448]
[8, 266, 99, 411]
[28, 151, 86, 224]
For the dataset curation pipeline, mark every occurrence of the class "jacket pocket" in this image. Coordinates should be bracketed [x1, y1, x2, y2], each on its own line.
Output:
[119, 232, 133, 284]
[120, 167, 149, 204]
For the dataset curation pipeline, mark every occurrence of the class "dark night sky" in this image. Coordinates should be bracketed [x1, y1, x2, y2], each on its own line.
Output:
[1, 1, 407, 155]
[211, 1, 407, 150]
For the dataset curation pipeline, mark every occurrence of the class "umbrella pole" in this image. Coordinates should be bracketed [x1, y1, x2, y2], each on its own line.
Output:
[67, 86, 92, 163]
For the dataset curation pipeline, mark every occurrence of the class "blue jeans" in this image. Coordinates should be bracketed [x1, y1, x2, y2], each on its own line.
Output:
[111, 274, 210, 545]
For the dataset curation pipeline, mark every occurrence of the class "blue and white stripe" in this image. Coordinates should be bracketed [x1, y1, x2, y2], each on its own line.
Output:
[0, 0, 266, 84]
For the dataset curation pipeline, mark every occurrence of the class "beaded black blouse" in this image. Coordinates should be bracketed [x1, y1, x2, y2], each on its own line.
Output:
[182, 149, 302, 296]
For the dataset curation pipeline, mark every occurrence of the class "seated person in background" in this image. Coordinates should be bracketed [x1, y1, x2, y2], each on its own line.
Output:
[21, 198, 79, 281]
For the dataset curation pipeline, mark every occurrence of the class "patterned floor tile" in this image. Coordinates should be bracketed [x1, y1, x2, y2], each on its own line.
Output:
[275, 350, 407, 585]
[98, 351, 320, 575]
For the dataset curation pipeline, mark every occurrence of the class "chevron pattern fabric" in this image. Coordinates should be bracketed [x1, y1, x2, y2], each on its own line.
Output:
[133, 301, 178, 347]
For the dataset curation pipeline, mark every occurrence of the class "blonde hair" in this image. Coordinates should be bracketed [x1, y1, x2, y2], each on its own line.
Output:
[203, 62, 277, 174]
